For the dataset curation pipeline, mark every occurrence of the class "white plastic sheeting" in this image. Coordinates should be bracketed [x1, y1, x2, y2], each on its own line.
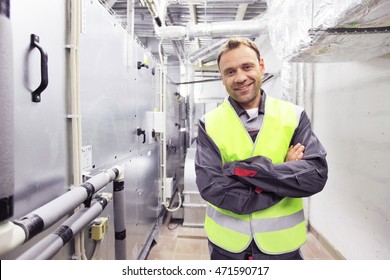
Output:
[267, 0, 390, 62]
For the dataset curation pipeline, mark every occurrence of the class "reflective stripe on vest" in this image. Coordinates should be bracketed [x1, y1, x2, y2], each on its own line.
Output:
[204, 95, 306, 254]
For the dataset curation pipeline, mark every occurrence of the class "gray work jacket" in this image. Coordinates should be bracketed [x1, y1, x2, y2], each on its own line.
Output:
[195, 91, 328, 215]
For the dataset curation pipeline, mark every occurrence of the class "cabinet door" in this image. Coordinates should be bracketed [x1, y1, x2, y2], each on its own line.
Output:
[11, 0, 69, 218]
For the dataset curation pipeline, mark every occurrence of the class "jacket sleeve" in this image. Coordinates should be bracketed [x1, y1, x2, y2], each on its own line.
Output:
[195, 120, 284, 215]
[222, 110, 328, 197]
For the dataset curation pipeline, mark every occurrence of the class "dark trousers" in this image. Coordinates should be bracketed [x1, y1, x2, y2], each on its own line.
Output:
[209, 240, 304, 260]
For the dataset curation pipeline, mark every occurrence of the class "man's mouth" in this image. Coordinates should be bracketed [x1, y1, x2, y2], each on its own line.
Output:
[234, 82, 253, 92]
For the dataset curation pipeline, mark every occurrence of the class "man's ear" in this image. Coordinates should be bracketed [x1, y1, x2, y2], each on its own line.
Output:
[259, 57, 265, 75]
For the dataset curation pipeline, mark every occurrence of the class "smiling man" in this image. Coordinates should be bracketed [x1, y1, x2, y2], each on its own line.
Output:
[218, 40, 264, 110]
[195, 37, 328, 260]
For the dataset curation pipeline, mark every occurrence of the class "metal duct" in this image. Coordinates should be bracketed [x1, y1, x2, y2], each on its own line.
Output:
[158, 0, 259, 26]
[187, 39, 226, 64]
[157, 18, 268, 40]
[143, 0, 162, 26]
[186, 19, 268, 40]
[267, 0, 390, 62]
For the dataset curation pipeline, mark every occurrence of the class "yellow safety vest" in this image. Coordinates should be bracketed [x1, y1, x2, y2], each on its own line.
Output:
[204, 95, 307, 254]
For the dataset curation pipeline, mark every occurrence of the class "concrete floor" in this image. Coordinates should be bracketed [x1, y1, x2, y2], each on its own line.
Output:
[147, 214, 336, 260]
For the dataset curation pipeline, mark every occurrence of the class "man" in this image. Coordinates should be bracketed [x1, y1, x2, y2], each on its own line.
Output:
[195, 37, 328, 260]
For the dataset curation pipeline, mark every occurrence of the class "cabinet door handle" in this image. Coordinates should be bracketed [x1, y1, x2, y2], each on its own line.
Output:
[30, 34, 48, 102]
[137, 127, 146, 143]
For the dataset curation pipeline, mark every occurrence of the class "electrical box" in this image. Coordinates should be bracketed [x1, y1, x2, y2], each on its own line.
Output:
[145, 111, 166, 144]
[152, 111, 166, 133]
[165, 177, 174, 199]
[90, 217, 109, 241]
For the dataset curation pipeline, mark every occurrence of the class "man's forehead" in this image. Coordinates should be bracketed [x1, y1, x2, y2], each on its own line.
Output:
[219, 47, 258, 68]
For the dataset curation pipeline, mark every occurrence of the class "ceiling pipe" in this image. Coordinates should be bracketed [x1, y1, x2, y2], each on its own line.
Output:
[141, 0, 162, 27]
[187, 18, 268, 40]
[187, 38, 226, 64]
[156, 17, 269, 40]
[168, 0, 257, 5]
[157, 0, 262, 30]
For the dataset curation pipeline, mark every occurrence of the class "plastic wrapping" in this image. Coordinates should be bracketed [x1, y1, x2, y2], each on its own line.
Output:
[267, 0, 390, 62]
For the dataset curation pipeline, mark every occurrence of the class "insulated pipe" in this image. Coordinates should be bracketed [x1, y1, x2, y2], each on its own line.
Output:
[143, 0, 162, 27]
[159, 0, 258, 26]
[157, 25, 187, 39]
[17, 194, 112, 260]
[0, 221, 25, 257]
[113, 170, 127, 260]
[69, 0, 83, 260]
[187, 39, 226, 64]
[186, 19, 268, 41]
[12, 167, 120, 243]
[0, 0, 14, 223]
[156, 18, 268, 41]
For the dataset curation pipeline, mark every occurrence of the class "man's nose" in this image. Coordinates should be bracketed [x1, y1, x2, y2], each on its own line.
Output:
[234, 69, 246, 83]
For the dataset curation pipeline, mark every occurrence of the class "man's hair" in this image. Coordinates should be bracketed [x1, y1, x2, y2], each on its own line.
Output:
[217, 37, 261, 67]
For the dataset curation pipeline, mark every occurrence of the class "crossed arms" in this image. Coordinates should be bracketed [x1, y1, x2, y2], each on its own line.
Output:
[195, 110, 328, 215]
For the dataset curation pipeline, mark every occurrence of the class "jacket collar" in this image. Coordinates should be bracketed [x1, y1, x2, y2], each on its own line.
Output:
[228, 89, 266, 117]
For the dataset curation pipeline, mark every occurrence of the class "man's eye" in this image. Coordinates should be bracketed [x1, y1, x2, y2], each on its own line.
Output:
[226, 70, 234, 76]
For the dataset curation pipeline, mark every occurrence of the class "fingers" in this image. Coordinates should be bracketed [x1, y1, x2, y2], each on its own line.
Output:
[286, 143, 305, 161]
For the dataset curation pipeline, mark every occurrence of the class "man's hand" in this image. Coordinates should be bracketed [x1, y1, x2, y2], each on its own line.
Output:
[285, 143, 305, 161]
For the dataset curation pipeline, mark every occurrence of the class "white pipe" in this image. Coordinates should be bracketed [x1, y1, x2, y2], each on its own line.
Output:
[158, 0, 257, 26]
[187, 19, 268, 40]
[70, 0, 82, 188]
[169, 0, 256, 3]
[4, 167, 119, 255]
[0, 222, 25, 256]
[156, 25, 187, 39]
[187, 39, 226, 64]
[144, 0, 162, 26]
[156, 18, 268, 40]
[158, 0, 168, 26]
[69, 0, 83, 260]
[20, 169, 117, 231]
[17, 194, 112, 260]
[113, 167, 126, 260]
[165, 192, 183, 212]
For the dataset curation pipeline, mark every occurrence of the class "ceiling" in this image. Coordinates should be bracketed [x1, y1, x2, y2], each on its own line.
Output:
[101, 0, 268, 67]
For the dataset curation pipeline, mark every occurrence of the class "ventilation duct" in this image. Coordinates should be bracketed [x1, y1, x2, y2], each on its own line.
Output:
[187, 39, 226, 64]
[157, 18, 268, 40]
[267, 0, 390, 62]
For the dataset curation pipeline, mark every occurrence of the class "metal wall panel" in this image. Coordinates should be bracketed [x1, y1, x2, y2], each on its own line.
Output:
[165, 74, 184, 178]
[80, 1, 138, 169]
[11, 0, 69, 222]
[79, 0, 161, 260]
[3, 0, 171, 260]
[1, 0, 70, 260]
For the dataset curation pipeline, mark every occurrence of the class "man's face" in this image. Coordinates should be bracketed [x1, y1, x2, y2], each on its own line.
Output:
[219, 45, 265, 109]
